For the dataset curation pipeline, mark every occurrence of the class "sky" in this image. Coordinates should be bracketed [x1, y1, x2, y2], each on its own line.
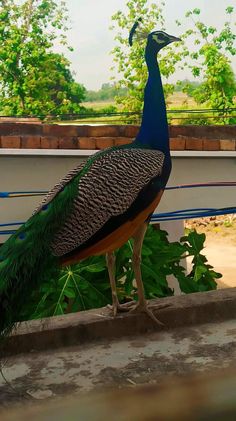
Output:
[58, 0, 236, 90]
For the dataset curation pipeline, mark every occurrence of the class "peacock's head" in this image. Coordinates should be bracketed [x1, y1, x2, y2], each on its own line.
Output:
[129, 19, 181, 52]
[148, 30, 181, 52]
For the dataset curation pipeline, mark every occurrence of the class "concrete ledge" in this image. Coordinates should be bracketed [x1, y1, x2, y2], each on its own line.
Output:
[2, 288, 236, 357]
[1, 148, 236, 157]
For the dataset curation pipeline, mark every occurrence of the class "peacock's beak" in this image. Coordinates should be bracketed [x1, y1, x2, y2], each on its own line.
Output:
[169, 35, 182, 43]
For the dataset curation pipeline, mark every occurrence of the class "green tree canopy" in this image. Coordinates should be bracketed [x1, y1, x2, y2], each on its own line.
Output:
[110, 0, 183, 113]
[176, 7, 236, 115]
[111, 1, 236, 120]
[0, 0, 86, 116]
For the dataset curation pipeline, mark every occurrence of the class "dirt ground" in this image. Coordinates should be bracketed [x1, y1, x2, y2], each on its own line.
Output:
[186, 216, 236, 289]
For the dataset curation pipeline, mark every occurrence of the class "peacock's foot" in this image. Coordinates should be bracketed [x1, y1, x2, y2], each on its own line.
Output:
[107, 300, 135, 317]
[108, 300, 170, 325]
[129, 301, 171, 326]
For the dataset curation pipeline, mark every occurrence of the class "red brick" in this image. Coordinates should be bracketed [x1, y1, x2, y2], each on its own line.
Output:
[78, 137, 96, 149]
[40, 136, 59, 149]
[95, 137, 114, 149]
[77, 126, 89, 136]
[0, 123, 42, 136]
[203, 139, 220, 151]
[0, 136, 21, 148]
[170, 137, 186, 150]
[42, 124, 78, 137]
[169, 126, 187, 138]
[114, 137, 133, 146]
[220, 139, 236, 151]
[203, 125, 236, 140]
[169, 125, 208, 139]
[58, 137, 78, 149]
[117, 125, 128, 136]
[170, 125, 236, 140]
[123, 125, 140, 138]
[185, 137, 203, 151]
[21, 136, 41, 149]
[87, 125, 119, 137]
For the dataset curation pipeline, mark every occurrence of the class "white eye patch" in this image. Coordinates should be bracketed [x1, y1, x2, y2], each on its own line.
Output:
[152, 34, 166, 44]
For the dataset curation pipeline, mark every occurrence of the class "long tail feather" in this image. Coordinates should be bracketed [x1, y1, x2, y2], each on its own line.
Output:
[0, 169, 80, 340]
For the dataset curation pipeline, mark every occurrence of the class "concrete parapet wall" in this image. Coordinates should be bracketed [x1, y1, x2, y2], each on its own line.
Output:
[0, 123, 235, 150]
[2, 288, 236, 357]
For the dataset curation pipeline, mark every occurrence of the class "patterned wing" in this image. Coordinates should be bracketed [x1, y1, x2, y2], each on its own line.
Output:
[51, 148, 164, 257]
[33, 160, 89, 215]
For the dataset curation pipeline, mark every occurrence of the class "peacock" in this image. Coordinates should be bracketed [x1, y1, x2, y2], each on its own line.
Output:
[0, 21, 181, 337]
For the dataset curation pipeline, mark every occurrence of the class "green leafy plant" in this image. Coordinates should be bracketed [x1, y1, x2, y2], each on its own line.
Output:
[179, 230, 220, 293]
[22, 226, 221, 321]
[21, 256, 111, 319]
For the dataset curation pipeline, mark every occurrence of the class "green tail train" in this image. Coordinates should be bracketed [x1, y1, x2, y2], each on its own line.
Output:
[0, 164, 82, 339]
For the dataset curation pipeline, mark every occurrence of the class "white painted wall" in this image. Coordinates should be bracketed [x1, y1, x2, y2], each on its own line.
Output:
[0, 149, 236, 245]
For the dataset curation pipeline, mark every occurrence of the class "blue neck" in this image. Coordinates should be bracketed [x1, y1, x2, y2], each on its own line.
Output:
[135, 43, 169, 154]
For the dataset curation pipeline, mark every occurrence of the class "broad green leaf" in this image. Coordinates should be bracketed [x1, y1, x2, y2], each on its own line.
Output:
[81, 263, 106, 273]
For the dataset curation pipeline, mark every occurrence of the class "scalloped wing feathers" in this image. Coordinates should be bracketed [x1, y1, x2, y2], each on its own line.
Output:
[51, 148, 164, 256]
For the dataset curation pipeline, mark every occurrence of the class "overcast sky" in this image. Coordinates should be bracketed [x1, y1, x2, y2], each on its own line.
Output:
[59, 0, 236, 90]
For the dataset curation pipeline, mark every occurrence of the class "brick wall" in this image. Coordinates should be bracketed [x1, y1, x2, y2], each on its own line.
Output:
[0, 123, 235, 151]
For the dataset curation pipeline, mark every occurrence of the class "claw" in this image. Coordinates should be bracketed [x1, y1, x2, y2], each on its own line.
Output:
[107, 303, 118, 317]
[129, 301, 171, 326]
[108, 300, 170, 326]
[107, 300, 135, 316]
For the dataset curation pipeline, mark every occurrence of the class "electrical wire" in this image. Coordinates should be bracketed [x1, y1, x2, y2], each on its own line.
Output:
[1, 182, 236, 199]
[0, 183, 236, 234]
[1, 206, 236, 235]
[0, 222, 24, 227]
[1, 107, 235, 119]
[152, 206, 236, 222]
[165, 182, 236, 191]
[0, 191, 47, 198]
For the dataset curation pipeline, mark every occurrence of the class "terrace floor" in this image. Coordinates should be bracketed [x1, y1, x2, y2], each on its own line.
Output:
[0, 288, 235, 418]
[0, 318, 235, 408]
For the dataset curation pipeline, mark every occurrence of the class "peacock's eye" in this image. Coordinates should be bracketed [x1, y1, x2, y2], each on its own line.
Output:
[152, 33, 166, 44]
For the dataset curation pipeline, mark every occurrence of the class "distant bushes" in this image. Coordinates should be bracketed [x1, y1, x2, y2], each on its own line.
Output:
[85, 83, 128, 102]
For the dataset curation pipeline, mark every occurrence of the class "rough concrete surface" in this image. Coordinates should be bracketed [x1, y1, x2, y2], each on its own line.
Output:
[0, 318, 235, 409]
[1, 369, 236, 420]
[0, 289, 235, 416]
[2, 288, 236, 357]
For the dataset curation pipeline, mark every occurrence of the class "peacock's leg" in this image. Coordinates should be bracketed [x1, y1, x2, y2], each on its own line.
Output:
[130, 223, 168, 326]
[106, 252, 119, 316]
[106, 252, 129, 316]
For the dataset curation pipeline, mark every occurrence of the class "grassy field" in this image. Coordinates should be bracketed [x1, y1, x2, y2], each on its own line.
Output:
[61, 93, 233, 125]
[167, 92, 197, 108]
[76, 93, 208, 126]
[81, 100, 117, 110]
[82, 93, 197, 111]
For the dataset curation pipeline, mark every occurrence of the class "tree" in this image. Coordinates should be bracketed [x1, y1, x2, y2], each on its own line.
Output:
[0, 0, 85, 116]
[85, 83, 128, 102]
[177, 7, 236, 119]
[111, 2, 236, 122]
[110, 0, 183, 113]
